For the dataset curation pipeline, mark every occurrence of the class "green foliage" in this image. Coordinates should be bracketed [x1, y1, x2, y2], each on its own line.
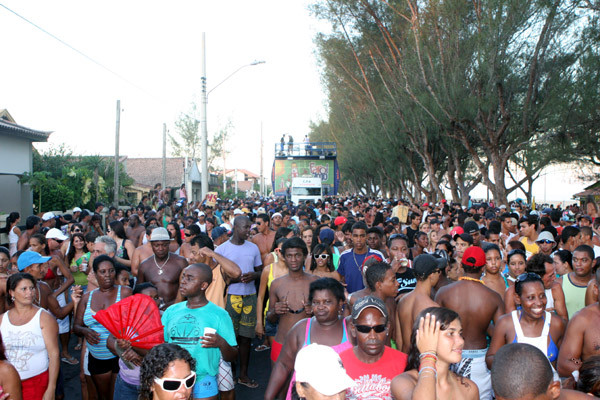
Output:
[310, 0, 599, 203]
[19, 145, 133, 212]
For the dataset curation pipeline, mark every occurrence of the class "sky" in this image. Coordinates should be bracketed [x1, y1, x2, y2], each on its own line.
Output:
[0, 0, 328, 180]
[0, 1, 594, 203]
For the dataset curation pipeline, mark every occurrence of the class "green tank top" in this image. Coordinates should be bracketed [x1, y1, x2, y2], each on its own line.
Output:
[562, 273, 587, 318]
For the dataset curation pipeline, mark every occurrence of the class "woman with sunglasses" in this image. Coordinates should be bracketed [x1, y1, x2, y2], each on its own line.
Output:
[108, 221, 136, 269]
[310, 243, 341, 281]
[503, 253, 568, 321]
[391, 307, 478, 400]
[486, 272, 565, 376]
[139, 343, 196, 400]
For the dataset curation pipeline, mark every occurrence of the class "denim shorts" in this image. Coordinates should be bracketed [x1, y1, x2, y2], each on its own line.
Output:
[264, 318, 278, 337]
[193, 374, 218, 398]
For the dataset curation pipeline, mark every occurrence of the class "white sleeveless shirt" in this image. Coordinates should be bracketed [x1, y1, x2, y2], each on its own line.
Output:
[1, 308, 49, 379]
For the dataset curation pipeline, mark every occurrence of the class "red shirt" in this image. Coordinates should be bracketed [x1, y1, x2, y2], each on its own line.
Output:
[339, 346, 408, 400]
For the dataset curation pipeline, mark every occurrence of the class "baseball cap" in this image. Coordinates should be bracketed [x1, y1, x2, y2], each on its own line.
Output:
[233, 209, 244, 215]
[499, 205, 507, 209]
[449, 226, 464, 237]
[463, 221, 480, 234]
[211, 227, 228, 241]
[294, 344, 355, 396]
[46, 228, 68, 241]
[150, 227, 171, 241]
[413, 254, 447, 277]
[241, 207, 250, 213]
[462, 246, 486, 268]
[580, 215, 593, 223]
[536, 231, 556, 243]
[351, 295, 388, 321]
[73, 207, 82, 213]
[334, 216, 347, 226]
[390, 217, 400, 225]
[319, 228, 335, 245]
[42, 212, 56, 221]
[453, 233, 473, 245]
[17, 251, 51, 271]
[198, 211, 206, 217]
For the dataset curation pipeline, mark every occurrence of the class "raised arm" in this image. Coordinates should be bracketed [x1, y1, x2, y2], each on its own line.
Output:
[51, 256, 74, 297]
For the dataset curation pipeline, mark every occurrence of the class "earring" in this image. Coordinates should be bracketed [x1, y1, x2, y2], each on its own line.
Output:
[11, 297, 14, 302]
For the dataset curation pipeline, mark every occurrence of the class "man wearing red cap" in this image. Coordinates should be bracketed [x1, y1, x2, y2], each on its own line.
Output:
[435, 246, 504, 400]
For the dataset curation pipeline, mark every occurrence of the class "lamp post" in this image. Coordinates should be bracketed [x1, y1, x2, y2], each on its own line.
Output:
[199, 32, 265, 200]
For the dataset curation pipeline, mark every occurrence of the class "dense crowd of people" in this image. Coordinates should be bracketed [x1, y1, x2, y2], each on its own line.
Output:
[0, 193, 600, 399]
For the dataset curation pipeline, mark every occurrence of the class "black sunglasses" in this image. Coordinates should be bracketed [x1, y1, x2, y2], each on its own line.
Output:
[355, 324, 386, 334]
[537, 240, 554, 244]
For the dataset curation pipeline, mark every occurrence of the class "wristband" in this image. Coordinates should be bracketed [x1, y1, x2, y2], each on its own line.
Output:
[419, 366, 437, 378]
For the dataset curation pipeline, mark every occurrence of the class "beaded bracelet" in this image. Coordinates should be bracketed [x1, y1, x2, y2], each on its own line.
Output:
[419, 366, 437, 378]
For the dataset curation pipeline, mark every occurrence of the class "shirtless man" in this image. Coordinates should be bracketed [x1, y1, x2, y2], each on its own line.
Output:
[435, 246, 504, 400]
[271, 212, 283, 231]
[266, 237, 318, 368]
[137, 227, 188, 308]
[178, 224, 200, 261]
[126, 214, 145, 247]
[396, 253, 445, 353]
[557, 267, 600, 378]
[251, 213, 276, 265]
[130, 225, 157, 276]
[16, 215, 41, 252]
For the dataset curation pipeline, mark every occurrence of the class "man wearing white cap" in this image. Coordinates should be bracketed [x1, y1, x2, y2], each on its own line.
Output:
[42, 211, 57, 229]
[294, 343, 355, 400]
[536, 231, 557, 256]
[197, 211, 207, 233]
[137, 227, 188, 308]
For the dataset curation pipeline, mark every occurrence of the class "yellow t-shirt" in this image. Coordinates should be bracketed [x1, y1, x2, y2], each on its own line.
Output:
[520, 237, 539, 258]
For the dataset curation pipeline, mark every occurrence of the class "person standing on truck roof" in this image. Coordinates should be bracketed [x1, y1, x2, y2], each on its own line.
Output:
[288, 134, 294, 154]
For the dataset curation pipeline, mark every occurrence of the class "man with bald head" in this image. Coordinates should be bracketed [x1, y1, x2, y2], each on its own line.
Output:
[215, 215, 262, 388]
[162, 263, 238, 400]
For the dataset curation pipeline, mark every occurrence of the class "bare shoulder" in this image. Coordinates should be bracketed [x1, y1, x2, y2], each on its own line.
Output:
[453, 373, 479, 399]
[121, 286, 134, 298]
[390, 370, 418, 400]
[40, 308, 58, 326]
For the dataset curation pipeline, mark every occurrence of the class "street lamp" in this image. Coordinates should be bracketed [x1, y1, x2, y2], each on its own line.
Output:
[200, 32, 265, 200]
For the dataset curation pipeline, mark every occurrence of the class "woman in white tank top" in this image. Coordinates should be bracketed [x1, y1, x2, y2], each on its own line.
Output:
[0, 272, 59, 400]
[6, 212, 21, 257]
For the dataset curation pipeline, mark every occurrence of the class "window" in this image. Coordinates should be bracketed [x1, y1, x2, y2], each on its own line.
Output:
[292, 187, 321, 196]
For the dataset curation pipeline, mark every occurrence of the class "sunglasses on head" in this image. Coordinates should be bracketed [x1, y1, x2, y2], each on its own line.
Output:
[314, 254, 329, 260]
[354, 324, 386, 334]
[154, 371, 196, 392]
[516, 272, 541, 283]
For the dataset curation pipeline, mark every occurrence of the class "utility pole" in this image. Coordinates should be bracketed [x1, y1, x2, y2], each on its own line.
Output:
[200, 33, 209, 200]
[162, 123, 167, 191]
[113, 100, 120, 207]
[260, 122, 264, 197]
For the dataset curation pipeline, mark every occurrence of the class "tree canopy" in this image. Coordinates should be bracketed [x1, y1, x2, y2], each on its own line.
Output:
[310, 0, 600, 204]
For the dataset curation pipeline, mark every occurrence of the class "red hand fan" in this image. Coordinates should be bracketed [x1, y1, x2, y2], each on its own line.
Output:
[93, 293, 164, 349]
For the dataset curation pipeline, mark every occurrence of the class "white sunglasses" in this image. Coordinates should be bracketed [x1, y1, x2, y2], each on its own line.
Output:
[154, 371, 196, 392]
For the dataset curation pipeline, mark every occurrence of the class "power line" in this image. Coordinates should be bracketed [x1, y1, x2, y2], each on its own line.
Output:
[0, 3, 152, 96]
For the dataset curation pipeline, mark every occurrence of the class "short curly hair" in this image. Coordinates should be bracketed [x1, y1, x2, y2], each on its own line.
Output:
[138, 343, 196, 400]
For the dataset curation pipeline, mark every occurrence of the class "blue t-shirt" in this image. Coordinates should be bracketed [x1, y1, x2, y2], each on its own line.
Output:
[215, 240, 262, 295]
[337, 248, 385, 293]
[162, 301, 237, 379]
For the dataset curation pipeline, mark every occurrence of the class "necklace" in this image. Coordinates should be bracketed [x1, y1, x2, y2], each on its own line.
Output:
[459, 276, 485, 284]
[154, 254, 170, 275]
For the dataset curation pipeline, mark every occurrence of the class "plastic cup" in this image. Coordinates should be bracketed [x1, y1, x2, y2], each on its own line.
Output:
[204, 327, 216, 336]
